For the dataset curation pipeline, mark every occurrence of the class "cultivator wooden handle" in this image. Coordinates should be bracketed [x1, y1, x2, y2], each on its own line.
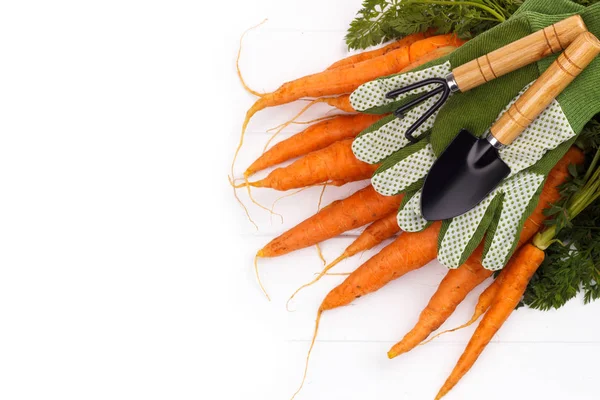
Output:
[490, 32, 600, 146]
[453, 15, 588, 92]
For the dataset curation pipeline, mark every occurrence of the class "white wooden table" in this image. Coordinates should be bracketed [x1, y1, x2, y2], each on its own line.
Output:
[223, 1, 600, 399]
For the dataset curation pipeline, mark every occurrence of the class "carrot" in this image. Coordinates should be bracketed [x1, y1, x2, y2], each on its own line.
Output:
[243, 35, 465, 132]
[290, 221, 441, 399]
[420, 267, 508, 346]
[419, 277, 500, 346]
[321, 221, 442, 311]
[316, 94, 355, 112]
[435, 244, 545, 400]
[387, 147, 583, 358]
[327, 31, 433, 70]
[398, 45, 458, 73]
[243, 139, 379, 191]
[388, 254, 493, 358]
[258, 185, 403, 258]
[329, 212, 400, 265]
[280, 44, 458, 129]
[307, 45, 459, 115]
[246, 113, 385, 177]
[287, 212, 400, 307]
[262, 43, 460, 158]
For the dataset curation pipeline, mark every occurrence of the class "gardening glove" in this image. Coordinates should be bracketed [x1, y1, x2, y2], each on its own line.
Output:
[352, 0, 586, 195]
[384, 2, 600, 270]
[397, 84, 573, 270]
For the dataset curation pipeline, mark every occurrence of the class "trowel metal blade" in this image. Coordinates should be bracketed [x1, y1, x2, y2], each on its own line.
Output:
[421, 129, 511, 221]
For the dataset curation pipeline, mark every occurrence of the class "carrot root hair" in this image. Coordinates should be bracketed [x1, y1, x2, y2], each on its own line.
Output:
[254, 253, 271, 301]
[266, 113, 339, 134]
[419, 316, 480, 347]
[230, 177, 284, 223]
[290, 309, 322, 400]
[286, 253, 347, 311]
[315, 244, 326, 265]
[268, 184, 329, 219]
[265, 96, 348, 135]
[269, 187, 309, 224]
[266, 99, 320, 132]
[246, 180, 284, 224]
[231, 104, 262, 226]
[313, 183, 329, 265]
[237, 19, 268, 97]
[228, 176, 258, 230]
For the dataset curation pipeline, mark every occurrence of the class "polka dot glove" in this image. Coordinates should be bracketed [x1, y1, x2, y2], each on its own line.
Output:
[396, 83, 578, 270]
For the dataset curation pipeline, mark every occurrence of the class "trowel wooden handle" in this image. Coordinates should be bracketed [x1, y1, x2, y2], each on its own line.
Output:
[490, 32, 600, 146]
[453, 15, 587, 92]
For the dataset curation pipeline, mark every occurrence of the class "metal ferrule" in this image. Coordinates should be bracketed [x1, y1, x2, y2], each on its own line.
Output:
[485, 132, 506, 150]
[445, 73, 460, 93]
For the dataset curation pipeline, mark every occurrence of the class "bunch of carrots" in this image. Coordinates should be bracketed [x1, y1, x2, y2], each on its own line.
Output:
[233, 27, 591, 400]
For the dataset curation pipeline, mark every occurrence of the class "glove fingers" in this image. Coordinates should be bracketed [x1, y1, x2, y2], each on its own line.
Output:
[371, 143, 436, 196]
[482, 172, 546, 270]
[350, 61, 452, 113]
[352, 93, 445, 164]
[397, 190, 429, 232]
[437, 194, 501, 269]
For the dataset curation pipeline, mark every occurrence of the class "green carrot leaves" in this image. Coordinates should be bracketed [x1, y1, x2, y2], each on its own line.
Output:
[345, 0, 522, 49]
[345, 0, 600, 50]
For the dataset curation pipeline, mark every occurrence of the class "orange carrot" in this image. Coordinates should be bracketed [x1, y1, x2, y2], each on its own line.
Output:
[435, 244, 545, 400]
[245, 139, 379, 191]
[243, 35, 465, 131]
[387, 147, 583, 358]
[258, 185, 403, 258]
[309, 45, 458, 114]
[327, 32, 433, 70]
[420, 266, 508, 345]
[246, 113, 384, 177]
[316, 94, 355, 112]
[281, 95, 354, 119]
[398, 45, 457, 73]
[286, 44, 458, 127]
[434, 148, 584, 399]
[335, 212, 400, 262]
[289, 221, 440, 399]
[388, 254, 493, 358]
[321, 221, 442, 311]
[287, 212, 400, 306]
